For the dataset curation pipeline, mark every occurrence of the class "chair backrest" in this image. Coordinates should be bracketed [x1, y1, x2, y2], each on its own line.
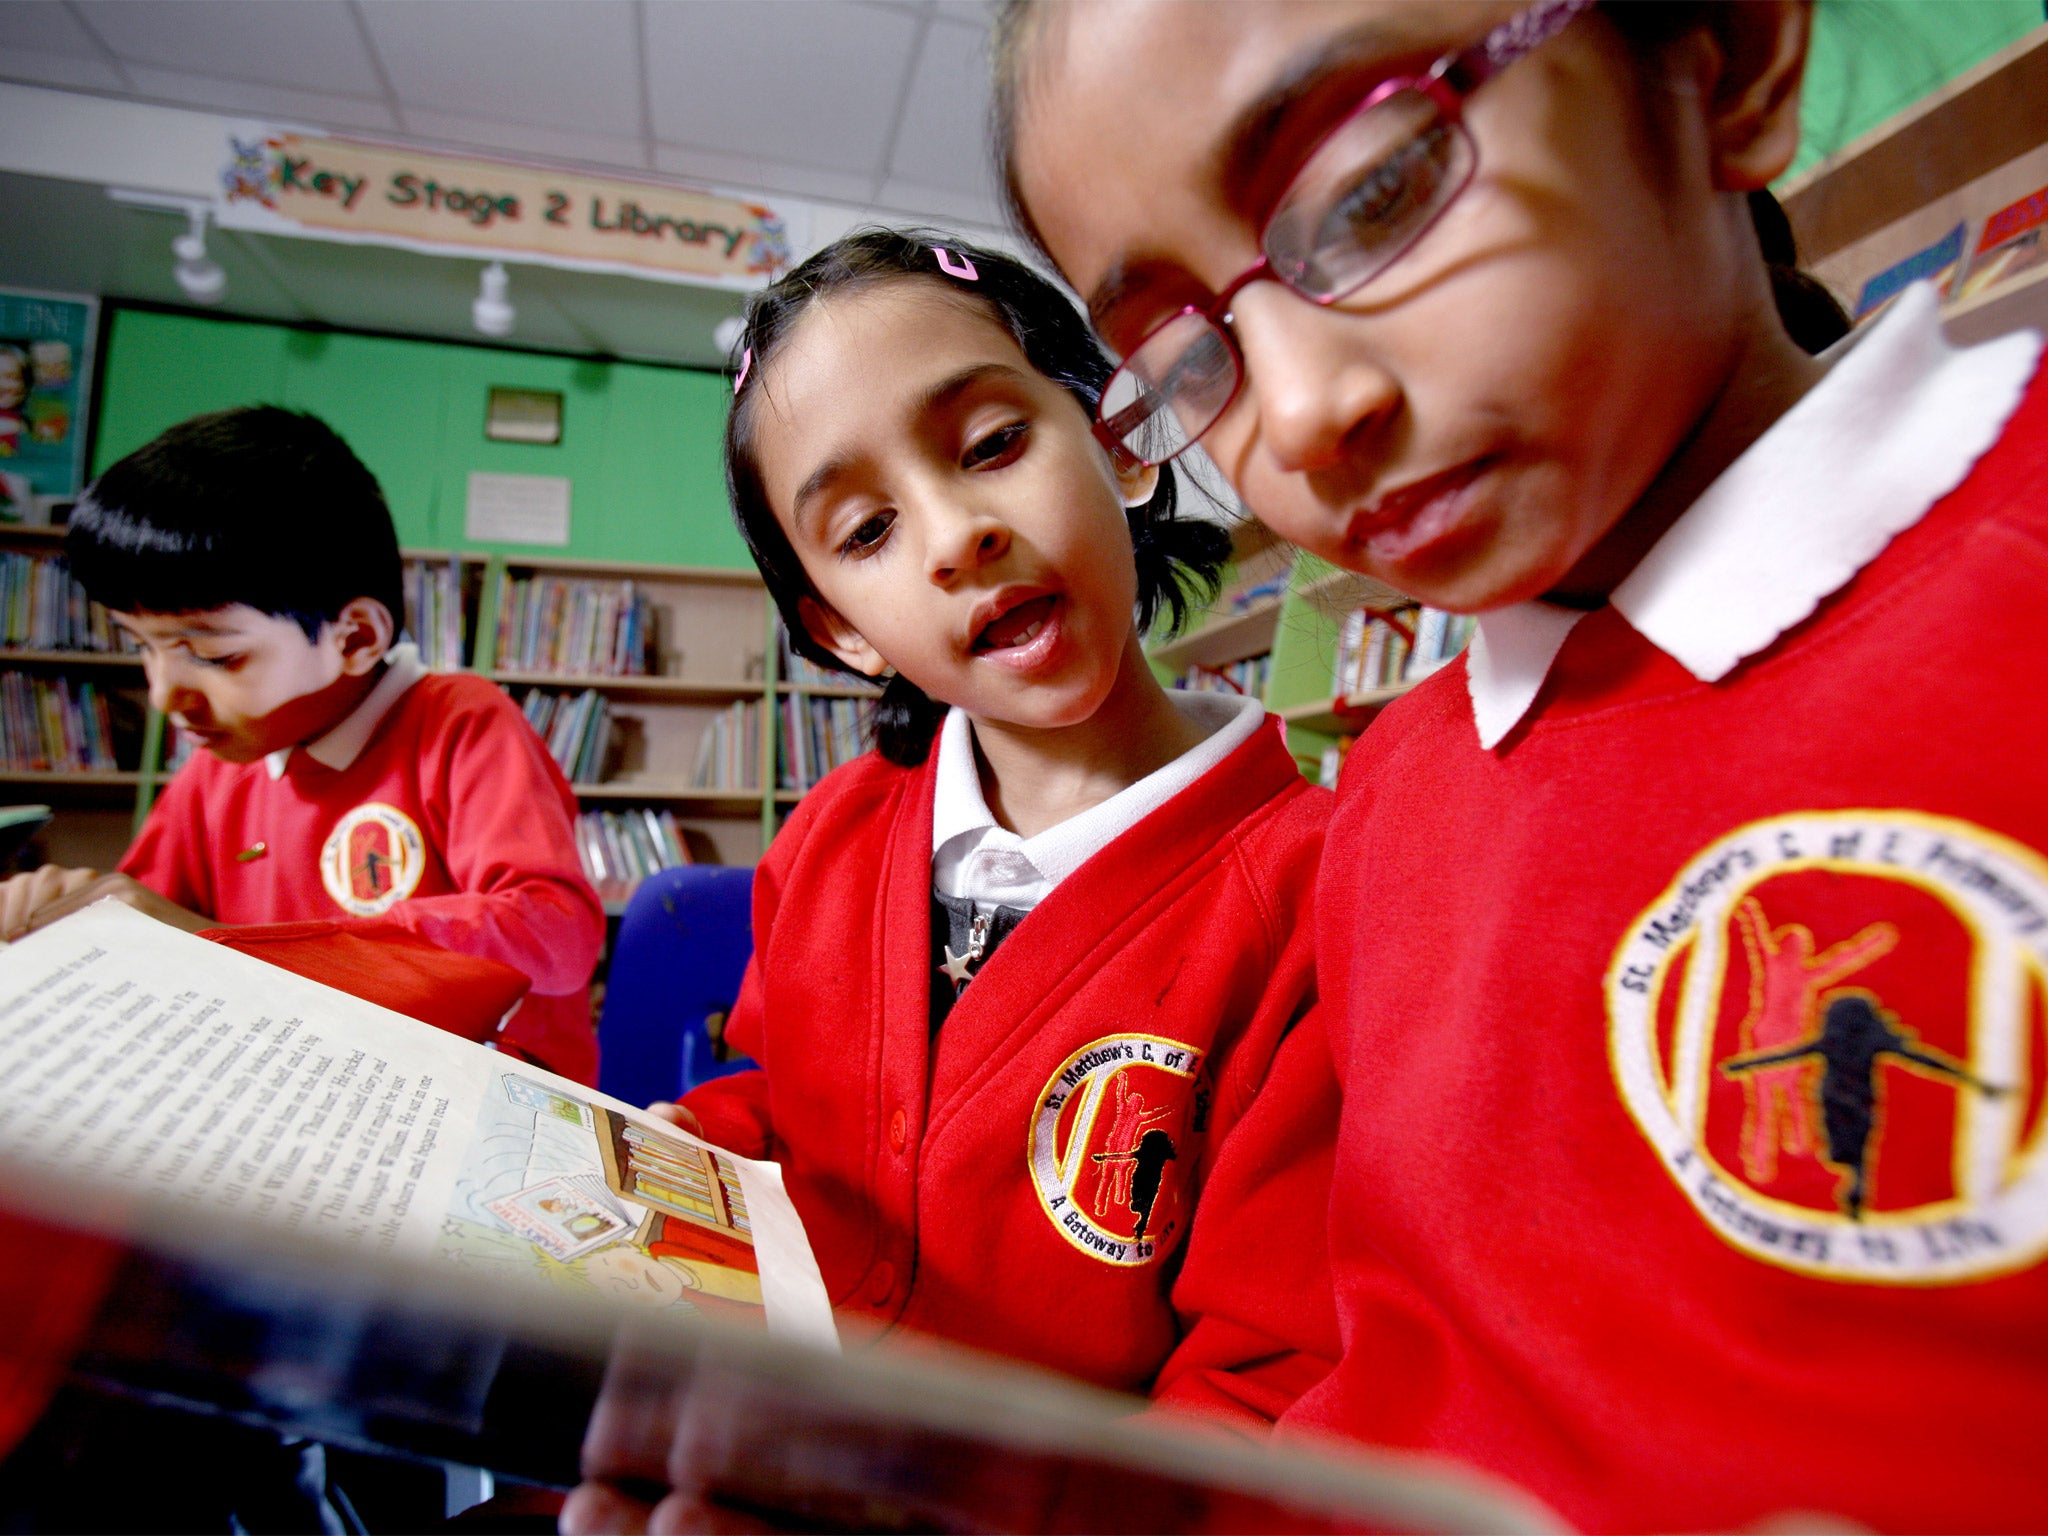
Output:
[597, 865, 757, 1109]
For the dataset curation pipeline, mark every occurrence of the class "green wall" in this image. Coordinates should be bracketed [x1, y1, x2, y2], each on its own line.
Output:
[1791, 0, 2044, 178]
[91, 308, 750, 570]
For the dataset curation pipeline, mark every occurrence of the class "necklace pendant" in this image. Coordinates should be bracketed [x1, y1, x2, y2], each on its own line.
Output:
[939, 912, 993, 988]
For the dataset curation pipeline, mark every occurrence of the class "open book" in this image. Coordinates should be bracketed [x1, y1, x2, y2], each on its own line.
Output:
[0, 904, 1559, 1533]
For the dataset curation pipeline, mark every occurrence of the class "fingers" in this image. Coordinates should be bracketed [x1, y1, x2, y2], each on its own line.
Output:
[561, 1481, 655, 1536]
[645, 1101, 703, 1137]
[0, 866, 99, 942]
[22, 870, 129, 937]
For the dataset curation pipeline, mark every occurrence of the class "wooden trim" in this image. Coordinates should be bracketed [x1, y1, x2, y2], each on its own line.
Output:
[1781, 28, 2048, 262]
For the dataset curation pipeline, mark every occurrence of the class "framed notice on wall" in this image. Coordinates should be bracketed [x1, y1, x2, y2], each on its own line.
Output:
[0, 288, 98, 518]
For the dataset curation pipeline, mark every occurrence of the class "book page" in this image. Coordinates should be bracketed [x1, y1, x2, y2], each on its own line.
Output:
[0, 901, 833, 1348]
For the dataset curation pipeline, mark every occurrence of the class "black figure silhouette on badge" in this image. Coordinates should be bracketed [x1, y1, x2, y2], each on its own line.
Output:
[1721, 991, 2005, 1220]
[1126, 1130, 1178, 1242]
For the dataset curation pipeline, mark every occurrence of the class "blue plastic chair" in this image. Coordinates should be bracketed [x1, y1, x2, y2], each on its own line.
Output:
[597, 865, 758, 1109]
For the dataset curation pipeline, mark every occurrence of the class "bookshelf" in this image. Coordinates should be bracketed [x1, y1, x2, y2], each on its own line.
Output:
[1146, 523, 1468, 786]
[0, 524, 150, 870]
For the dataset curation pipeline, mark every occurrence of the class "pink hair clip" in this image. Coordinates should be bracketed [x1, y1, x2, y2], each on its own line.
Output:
[933, 246, 978, 281]
[733, 346, 752, 395]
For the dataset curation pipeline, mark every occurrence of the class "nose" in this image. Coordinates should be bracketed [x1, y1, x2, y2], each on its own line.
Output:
[144, 651, 202, 720]
[924, 501, 1010, 587]
[1228, 283, 1400, 476]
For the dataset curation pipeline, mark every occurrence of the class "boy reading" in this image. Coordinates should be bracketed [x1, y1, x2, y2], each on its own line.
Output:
[0, 406, 606, 1083]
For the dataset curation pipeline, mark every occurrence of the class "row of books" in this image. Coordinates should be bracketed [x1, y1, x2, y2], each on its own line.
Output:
[1179, 653, 1271, 697]
[1331, 606, 1477, 695]
[691, 700, 762, 791]
[491, 571, 658, 677]
[1856, 175, 2048, 321]
[776, 694, 869, 791]
[402, 557, 467, 671]
[512, 687, 611, 786]
[574, 807, 692, 901]
[0, 672, 121, 773]
[0, 551, 128, 654]
[777, 631, 848, 689]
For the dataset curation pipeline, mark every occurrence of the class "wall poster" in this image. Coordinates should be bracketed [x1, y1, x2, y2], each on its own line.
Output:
[0, 288, 97, 517]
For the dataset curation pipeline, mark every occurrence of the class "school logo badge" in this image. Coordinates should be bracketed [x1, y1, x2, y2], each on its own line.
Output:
[1609, 810, 2048, 1284]
[1029, 1034, 1207, 1267]
[319, 802, 426, 917]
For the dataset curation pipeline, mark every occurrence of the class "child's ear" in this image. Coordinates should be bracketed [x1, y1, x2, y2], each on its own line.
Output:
[1696, 0, 1812, 192]
[795, 595, 887, 679]
[1113, 456, 1160, 510]
[330, 597, 395, 677]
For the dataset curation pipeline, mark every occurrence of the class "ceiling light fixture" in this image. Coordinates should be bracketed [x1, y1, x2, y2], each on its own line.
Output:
[171, 207, 226, 306]
[472, 262, 515, 338]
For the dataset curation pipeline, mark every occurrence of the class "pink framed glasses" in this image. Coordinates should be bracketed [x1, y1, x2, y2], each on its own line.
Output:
[1096, 0, 1595, 467]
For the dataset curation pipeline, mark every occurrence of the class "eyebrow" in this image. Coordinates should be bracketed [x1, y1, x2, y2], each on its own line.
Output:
[789, 362, 1033, 532]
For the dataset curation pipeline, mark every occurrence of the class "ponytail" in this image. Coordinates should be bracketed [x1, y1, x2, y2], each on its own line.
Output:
[1748, 189, 1852, 354]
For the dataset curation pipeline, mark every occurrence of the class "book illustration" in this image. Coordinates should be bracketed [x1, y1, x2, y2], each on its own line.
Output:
[502, 1072, 593, 1129]
[1853, 221, 1966, 321]
[1957, 182, 2048, 303]
[439, 1067, 763, 1318]
[486, 1174, 632, 1260]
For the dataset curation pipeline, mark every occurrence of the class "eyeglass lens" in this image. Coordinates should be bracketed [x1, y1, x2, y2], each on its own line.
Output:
[1103, 88, 1475, 465]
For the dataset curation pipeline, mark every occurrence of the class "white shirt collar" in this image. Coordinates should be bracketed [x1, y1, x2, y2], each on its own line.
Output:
[263, 641, 428, 780]
[930, 690, 1265, 909]
[1464, 283, 2043, 749]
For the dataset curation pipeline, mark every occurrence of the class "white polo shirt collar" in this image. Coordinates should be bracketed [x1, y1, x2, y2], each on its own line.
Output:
[263, 641, 428, 779]
[931, 689, 1265, 910]
[1463, 283, 2043, 750]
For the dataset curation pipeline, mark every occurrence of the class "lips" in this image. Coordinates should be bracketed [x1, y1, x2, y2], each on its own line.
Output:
[972, 593, 1057, 653]
[1346, 457, 1495, 566]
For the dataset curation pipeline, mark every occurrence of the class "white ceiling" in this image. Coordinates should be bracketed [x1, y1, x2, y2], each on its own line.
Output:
[0, 0, 1004, 227]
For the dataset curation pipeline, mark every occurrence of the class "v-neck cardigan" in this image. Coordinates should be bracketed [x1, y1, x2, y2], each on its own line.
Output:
[683, 715, 1330, 1392]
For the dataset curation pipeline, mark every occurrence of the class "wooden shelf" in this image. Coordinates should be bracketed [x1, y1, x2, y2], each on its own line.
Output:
[0, 770, 145, 787]
[1150, 598, 1284, 673]
[572, 781, 762, 813]
[495, 554, 764, 585]
[0, 648, 142, 668]
[490, 670, 763, 699]
[1279, 682, 1419, 737]
[777, 682, 881, 699]
[0, 525, 67, 543]
[1944, 259, 2048, 346]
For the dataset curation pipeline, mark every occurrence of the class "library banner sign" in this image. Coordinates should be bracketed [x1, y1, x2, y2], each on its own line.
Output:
[215, 125, 800, 289]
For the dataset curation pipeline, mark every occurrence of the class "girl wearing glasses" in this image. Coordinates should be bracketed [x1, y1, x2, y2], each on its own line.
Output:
[645, 231, 1331, 1397]
[996, 0, 2048, 1531]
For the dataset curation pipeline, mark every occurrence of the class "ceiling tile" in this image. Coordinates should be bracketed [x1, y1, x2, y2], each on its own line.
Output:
[120, 65, 397, 132]
[73, 0, 384, 96]
[887, 17, 992, 196]
[0, 2, 106, 55]
[871, 175, 1000, 229]
[651, 143, 873, 208]
[645, 0, 919, 176]
[359, 0, 643, 140]
[400, 108, 650, 174]
[0, 47, 128, 93]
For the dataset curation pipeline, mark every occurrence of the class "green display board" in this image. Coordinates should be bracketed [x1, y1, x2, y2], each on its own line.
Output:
[1791, 0, 2045, 178]
[91, 308, 749, 571]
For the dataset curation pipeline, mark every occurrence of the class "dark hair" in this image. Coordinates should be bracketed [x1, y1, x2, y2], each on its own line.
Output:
[991, 0, 1850, 356]
[67, 405, 404, 643]
[725, 227, 1231, 768]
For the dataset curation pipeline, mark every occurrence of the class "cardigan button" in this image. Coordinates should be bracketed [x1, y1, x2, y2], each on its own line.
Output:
[866, 1261, 895, 1304]
[888, 1108, 908, 1152]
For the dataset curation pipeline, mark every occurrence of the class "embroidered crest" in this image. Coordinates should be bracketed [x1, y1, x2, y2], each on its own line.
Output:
[1608, 810, 2048, 1284]
[1029, 1034, 1206, 1266]
[319, 802, 427, 916]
